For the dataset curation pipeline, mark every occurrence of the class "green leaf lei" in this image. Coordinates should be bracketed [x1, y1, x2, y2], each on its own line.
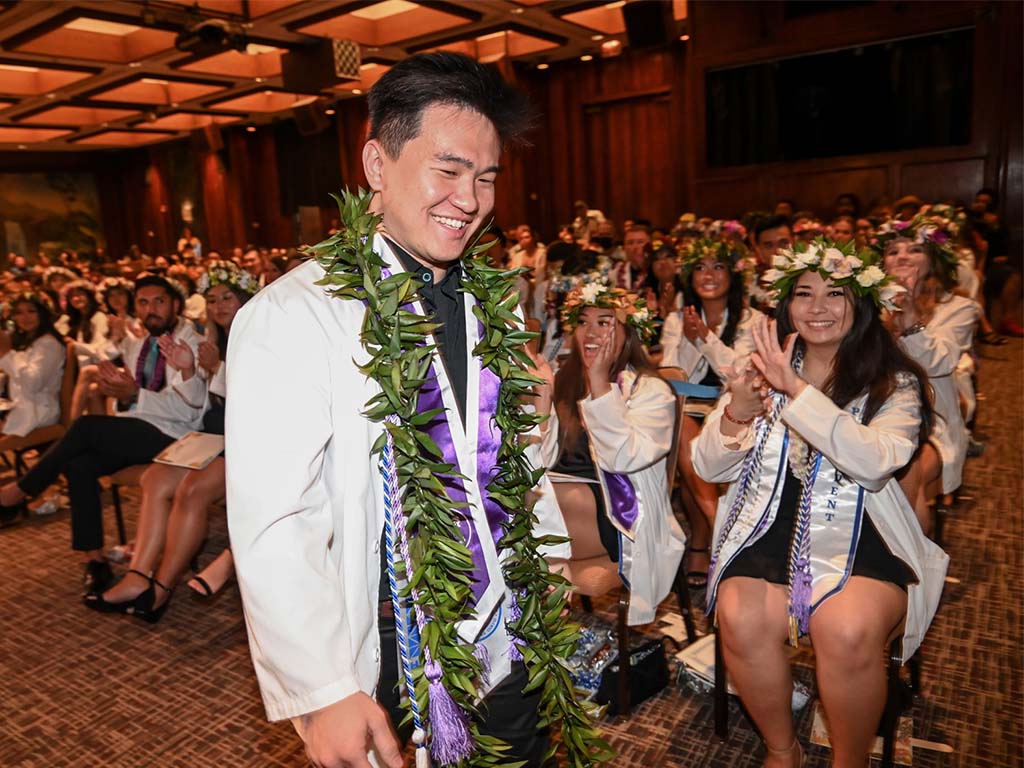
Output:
[308, 189, 612, 767]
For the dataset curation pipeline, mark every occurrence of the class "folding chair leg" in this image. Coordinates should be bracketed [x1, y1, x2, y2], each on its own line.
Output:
[713, 628, 729, 738]
[616, 594, 630, 715]
[879, 639, 907, 768]
[111, 484, 127, 545]
[579, 595, 594, 613]
[673, 567, 698, 645]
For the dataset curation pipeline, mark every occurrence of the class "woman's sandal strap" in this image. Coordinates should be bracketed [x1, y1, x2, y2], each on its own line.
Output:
[191, 576, 214, 597]
[127, 568, 151, 581]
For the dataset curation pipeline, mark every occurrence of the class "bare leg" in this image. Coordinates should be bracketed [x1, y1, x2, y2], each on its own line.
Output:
[151, 458, 226, 610]
[678, 415, 717, 577]
[809, 576, 907, 768]
[188, 548, 235, 597]
[898, 444, 940, 537]
[553, 481, 604, 559]
[716, 577, 799, 767]
[101, 464, 188, 603]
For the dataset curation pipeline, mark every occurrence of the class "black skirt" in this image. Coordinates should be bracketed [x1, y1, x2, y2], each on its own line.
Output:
[721, 465, 916, 590]
[553, 428, 620, 563]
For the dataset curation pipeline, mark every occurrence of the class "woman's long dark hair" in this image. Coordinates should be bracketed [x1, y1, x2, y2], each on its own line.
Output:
[10, 296, 65, 352]
[683, 263, 746, 346]
[206, 285, 255, 362]
[553, 323, 666, 452]
[775, 290, 934, 446]
[64, 287, 100, 344]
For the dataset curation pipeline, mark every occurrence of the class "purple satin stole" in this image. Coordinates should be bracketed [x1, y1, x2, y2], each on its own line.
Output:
[602, 471, 640, 534]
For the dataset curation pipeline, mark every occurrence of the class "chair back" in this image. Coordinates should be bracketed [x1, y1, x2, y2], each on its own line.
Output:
[665, 392, 687, 492]
[57, 340, 78, 427]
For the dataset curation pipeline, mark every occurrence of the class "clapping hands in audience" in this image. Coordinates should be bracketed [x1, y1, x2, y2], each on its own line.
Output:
[95, 360, 138, 404]
[157, 335, 195, 379]
[197, 340, 220, 377]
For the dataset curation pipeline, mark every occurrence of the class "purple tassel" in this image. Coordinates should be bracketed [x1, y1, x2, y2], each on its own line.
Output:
[425, 659, 474, 765]
[788, 557, 813, 634]
[473, 642, 490, 676]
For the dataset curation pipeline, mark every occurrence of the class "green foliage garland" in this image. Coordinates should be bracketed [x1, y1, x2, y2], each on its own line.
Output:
[309, 188, 612, 768]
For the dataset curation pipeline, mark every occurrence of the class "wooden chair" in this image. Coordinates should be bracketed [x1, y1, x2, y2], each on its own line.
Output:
[106, 464, 149, 546]
[713, 631, 921, 767]
[568, 386, 698, 715]
[2, 340, 77, 523]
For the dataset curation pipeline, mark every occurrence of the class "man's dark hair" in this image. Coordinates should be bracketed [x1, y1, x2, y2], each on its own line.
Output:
[754, 214, 792, 242]
[135, 274, 181, 310]
[976, 187, 999, 210]
[368, 52, 533, 158]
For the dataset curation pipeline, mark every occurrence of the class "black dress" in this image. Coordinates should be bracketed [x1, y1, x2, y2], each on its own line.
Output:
[552, 427, 620, 562]
[721, 465, 916, 590]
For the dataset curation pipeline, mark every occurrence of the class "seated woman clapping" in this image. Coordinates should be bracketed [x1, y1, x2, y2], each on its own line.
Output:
[84, 262, 258, 621]
[531, 279, 685, 625]
[660, 239, 764, 586]
[693, 240, 948, 767]
[0, 292, 66, 450]
[876, 212, 981, 535]
[60, 279, 110, 368]
[70, 277, 136, 418]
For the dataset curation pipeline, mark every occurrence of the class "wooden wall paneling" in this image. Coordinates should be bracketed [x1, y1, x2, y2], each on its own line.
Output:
[694, 177, 771, 220]
[141, 148, 174, 257]
[899, 157, 985, 207]
[199, 150, 232, 254]
[254, 129, 293, 247]
[772, 166, 890, 220]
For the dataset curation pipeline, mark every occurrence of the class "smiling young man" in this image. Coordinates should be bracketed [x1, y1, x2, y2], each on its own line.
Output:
[226, 54, 574, 768]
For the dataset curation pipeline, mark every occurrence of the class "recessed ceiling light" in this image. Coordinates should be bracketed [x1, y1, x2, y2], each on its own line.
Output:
[325, 108, 336, 115]
[255, 77, 265, 83]
[45, 93, 57, 100]
[580, 54, 593, 62]
[246, 125, 256, 133]
[679, 34, 690, 41]
[17, 144, 27, 150]
[510, 6, 524, 13]
[263, 90, 273, 96]
[352, 89, 363, 95]
[536, 63, 549, 70]
[128, 61, 142, 68]
[170, 102, 179, 107]
[591, 34, 604, 41]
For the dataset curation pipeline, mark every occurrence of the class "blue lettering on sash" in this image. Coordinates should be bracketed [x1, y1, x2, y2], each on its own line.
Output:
[827, 499, 837, 510]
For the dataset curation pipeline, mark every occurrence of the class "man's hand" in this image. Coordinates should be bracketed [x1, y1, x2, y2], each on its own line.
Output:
[95, 361, 139, 403]
[299, 693, 403, 768]
[157, 335, 196, 378]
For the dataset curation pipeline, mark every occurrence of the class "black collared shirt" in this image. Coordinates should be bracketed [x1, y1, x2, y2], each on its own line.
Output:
[387, 238, 467, 426]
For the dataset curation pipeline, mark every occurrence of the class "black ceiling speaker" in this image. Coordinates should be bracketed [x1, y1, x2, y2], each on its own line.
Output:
[622, 0, 675, 48]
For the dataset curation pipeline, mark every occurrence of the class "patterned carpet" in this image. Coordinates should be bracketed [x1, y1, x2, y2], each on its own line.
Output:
[0, 340, 1019, 767]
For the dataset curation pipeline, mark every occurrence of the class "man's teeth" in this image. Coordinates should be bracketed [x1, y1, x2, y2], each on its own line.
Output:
[433, 215, 468, 230]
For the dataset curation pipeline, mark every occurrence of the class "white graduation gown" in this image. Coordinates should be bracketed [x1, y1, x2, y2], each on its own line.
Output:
[660, 306, 763, 383]
[0, 334, 64, 437]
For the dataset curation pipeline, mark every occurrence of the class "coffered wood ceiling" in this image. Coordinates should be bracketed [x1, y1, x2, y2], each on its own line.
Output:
[0, 0, 687, 151]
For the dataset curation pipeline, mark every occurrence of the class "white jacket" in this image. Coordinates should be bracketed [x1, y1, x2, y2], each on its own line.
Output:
[538, 370, 686, 625]
[0, 334, 64, 437]
[110, 319, 207, 439]
[226, 244, 570, 723]
[900, 294, 980, 493]
[693, 383, 949, 662]
[660, 306, 762, 383]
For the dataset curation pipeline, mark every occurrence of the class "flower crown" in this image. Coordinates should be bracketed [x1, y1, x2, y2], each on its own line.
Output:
[197, 260, 259, 295]
[792, 218, 826, 237]
[98, 276, 135, 297]
[42, 266, 78, 284]
[872, 211, 960, 282]
[679, 238, 741, 280]
[761, 237, 906, 310]
[561, 275, 655, 342]
[61, 278, 102, 306]
[6, 290, 56, 318]
[705, 219, 748, 241]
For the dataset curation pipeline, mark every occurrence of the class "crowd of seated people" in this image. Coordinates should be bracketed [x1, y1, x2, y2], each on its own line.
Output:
[0, 187, 1015, 763]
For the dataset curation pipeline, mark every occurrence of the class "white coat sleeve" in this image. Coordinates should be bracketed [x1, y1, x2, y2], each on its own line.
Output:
[0, 336, 65, 394]
[691, 392, 757, 483]
[579, 375, 675, 473]
[135, 329, 207, 420]
[225, 293, 360, 721]
[782, 381, 922, 492]
[71, 312, 111, 363]
[696, 307, 762, 379]
[659, 311, 683, 369]
[899, 299, 979, 377]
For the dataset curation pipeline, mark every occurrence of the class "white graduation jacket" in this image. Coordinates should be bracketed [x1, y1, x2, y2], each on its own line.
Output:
[225, 243, 570, 723]
[900, 294, 979, 493]
[0, 334, 64, 437]
[660, 306, 763, 383]
[693, 382, 949, 662]
[537, 369, 686, 625]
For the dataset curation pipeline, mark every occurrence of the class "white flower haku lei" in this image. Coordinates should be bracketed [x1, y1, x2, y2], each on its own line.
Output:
[197, 260, 259, 295]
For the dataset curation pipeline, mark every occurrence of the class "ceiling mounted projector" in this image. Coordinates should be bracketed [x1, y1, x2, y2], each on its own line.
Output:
[175, 19, 248, 57]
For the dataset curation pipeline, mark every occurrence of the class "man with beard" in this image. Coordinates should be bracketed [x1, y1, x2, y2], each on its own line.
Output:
[0, 274, 206, 593]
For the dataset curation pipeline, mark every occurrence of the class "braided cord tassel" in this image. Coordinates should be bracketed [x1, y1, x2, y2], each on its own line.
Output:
[380, 418, 475, 766]
[707, 392, 785, 582]
[786, 451, 821, 646]
[380, 417, 430, 764]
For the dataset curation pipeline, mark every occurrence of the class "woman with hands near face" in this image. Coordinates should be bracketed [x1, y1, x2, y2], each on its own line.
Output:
[530, 284, 685, 627]
[692, 244, 948, 768]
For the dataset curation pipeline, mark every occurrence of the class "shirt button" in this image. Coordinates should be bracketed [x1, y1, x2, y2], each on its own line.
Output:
[421, 272, 431, 282]
[373, 539, 380, 553]
[374, 648, 381, 662]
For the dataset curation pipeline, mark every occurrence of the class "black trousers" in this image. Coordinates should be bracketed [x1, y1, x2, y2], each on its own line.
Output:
[17, 415, 175, 551]
[378, 615, 548, 767]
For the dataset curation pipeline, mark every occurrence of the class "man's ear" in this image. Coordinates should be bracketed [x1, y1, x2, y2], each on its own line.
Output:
[363, 139, 386, 191]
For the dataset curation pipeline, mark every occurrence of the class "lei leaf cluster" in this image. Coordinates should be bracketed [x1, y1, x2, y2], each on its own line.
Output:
[679, 238, 739, 281]
[309, 188, 612, 767]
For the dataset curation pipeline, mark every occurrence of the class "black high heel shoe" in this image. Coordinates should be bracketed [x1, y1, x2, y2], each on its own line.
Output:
[128, 576, 173, 625]
[0, 501, 28, 528]
[83, 568, 150, 614]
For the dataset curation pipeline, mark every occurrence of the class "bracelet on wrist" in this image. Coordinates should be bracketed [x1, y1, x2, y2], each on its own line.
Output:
[901, 321, 925, 338]
[723, 403, 757, 426]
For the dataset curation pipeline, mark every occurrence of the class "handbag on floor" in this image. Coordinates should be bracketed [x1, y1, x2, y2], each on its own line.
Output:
[595, 637, 669, 715]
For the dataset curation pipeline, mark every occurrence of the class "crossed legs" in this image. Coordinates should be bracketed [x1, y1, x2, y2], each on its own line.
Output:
[716, 575, 907, 768]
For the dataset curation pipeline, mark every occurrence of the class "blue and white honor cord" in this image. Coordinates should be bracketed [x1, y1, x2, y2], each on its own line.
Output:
[380, 416, 430, 767]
